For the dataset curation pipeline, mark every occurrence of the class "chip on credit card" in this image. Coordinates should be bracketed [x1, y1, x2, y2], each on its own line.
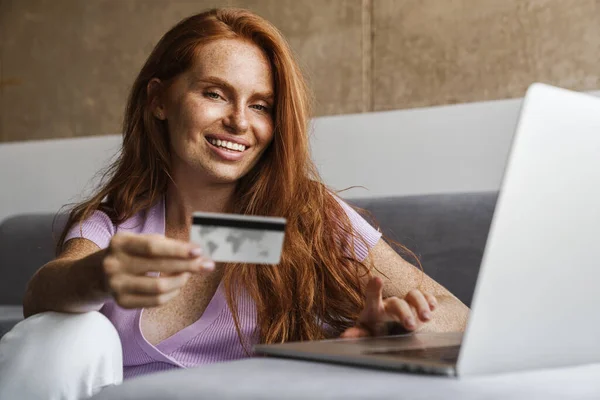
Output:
[190, 212, 287, 264]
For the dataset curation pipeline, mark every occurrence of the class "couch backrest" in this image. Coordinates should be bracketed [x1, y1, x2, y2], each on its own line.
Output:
[0, 92, 534, 224]
[0, 192, 497, 306]
[0, 214, 68, 304]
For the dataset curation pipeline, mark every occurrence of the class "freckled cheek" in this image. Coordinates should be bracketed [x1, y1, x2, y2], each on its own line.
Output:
[254, 118, 275, 146]
[180, 100, 225, 141]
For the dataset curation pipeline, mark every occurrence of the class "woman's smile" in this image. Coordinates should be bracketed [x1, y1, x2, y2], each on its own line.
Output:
[205, 135, 250, 162]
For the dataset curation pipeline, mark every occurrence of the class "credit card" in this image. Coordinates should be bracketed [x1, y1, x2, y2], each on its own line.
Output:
[190, 212, 287, 264]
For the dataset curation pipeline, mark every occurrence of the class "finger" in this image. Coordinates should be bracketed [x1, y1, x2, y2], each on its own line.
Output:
[384, 297, 418, 331]
[115, 288, 181, 309]
[111, 273, 191, 296]
[370, 321, 412, 336]
[405, 289, 432, 321]
[126, 255, 215, 275]
[423, 292, 437, 311]
[112, 233, 201, 259]
[363, 276, 384, 316]
[340, 326, 370, 339]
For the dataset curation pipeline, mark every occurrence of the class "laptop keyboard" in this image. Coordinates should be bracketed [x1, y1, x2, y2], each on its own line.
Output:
[365, 345, 461, 363]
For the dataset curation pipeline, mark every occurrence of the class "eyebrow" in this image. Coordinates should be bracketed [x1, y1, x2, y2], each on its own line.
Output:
[195, 75, 274, 102]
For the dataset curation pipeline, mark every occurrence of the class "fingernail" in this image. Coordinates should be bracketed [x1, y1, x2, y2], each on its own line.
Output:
[422, 311, 431, 320]
[202, 260, 215, 270]
[429, 302, 436, 310]
[190, 247, 203, 257]
[404, 317, 415, 329]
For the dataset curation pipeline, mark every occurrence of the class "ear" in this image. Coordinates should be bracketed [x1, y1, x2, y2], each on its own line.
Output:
[147, 78, 167, 120]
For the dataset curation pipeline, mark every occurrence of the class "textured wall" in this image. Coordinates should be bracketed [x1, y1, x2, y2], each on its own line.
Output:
[1, 0, 599, 142]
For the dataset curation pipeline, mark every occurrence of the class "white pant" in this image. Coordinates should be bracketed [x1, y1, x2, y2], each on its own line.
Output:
[0, 311, 123, 400]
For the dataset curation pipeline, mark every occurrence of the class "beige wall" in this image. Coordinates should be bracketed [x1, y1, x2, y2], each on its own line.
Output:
[1, 0, 599, 143]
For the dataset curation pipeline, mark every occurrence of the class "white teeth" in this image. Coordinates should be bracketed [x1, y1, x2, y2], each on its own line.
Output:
[208, 138, 246, 152]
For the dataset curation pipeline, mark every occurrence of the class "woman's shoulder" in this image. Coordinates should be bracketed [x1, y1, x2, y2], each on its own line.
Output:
[329, 192, 376, 227]
[328, 191, 383, 261]
[64, 197, 164, 249]
[116, 197, 164, 234]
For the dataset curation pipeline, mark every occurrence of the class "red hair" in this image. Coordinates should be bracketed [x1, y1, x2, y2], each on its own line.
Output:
[59, 8, 417, 347]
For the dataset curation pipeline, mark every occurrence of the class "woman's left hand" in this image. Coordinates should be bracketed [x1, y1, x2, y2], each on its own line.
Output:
[340, 276, 437, 338]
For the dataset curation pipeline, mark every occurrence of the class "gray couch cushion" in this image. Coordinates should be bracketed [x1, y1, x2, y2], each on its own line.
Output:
[0, 193, 497, 308]
[0, 306, 24, 338]
[0, 214, 67, 337]
[0, 213, 68, 305]
[350, 192, 498, 307]
[0, 192, 496, 339]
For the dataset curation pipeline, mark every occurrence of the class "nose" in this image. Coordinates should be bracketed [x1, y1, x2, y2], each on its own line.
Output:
[223, 105, 249, 134]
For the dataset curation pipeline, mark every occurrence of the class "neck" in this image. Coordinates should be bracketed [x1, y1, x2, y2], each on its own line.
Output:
[165, 171, 237, 234]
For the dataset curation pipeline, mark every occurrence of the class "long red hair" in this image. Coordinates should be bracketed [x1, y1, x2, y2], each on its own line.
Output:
[59, 8, 415, 347]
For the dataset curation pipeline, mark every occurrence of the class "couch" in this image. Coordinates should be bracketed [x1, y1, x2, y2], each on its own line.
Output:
[4, 191, 599, 400]
[0, 191, 497, 341]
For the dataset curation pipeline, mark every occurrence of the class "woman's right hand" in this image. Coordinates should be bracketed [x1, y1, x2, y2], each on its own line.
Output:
[100, 232, 214, 309]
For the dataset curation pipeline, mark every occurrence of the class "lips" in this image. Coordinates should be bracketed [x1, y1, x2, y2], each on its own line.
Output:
[205, 137, 248, 162]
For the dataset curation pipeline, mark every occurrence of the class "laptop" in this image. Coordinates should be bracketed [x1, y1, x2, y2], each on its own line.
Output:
[254, 83, 600, 377]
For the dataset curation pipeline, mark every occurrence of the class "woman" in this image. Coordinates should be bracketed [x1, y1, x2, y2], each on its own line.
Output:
[0, 8, 468, 400]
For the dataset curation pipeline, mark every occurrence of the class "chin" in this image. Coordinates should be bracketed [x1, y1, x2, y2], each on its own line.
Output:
[207, 167, 247, 184]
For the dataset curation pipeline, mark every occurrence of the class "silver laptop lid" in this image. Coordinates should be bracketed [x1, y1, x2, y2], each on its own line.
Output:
[458, 84, 600, 376]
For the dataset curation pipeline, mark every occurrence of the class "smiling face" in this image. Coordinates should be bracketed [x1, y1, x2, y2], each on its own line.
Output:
[153, 38, 275, 185]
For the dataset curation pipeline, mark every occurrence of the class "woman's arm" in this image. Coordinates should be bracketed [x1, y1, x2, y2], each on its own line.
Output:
[364, 238, 469, 332]
[24, 233, 214, 319]
[23, 239, 108, 318]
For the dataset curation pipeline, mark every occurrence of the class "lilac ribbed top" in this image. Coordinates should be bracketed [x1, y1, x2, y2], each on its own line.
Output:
[64, 195, 382, 379]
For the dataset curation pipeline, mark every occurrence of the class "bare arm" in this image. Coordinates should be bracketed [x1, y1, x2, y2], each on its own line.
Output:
[23, 232, 215, 319]
[365, 238, 469, 332]
[23, 239, 109, 318]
